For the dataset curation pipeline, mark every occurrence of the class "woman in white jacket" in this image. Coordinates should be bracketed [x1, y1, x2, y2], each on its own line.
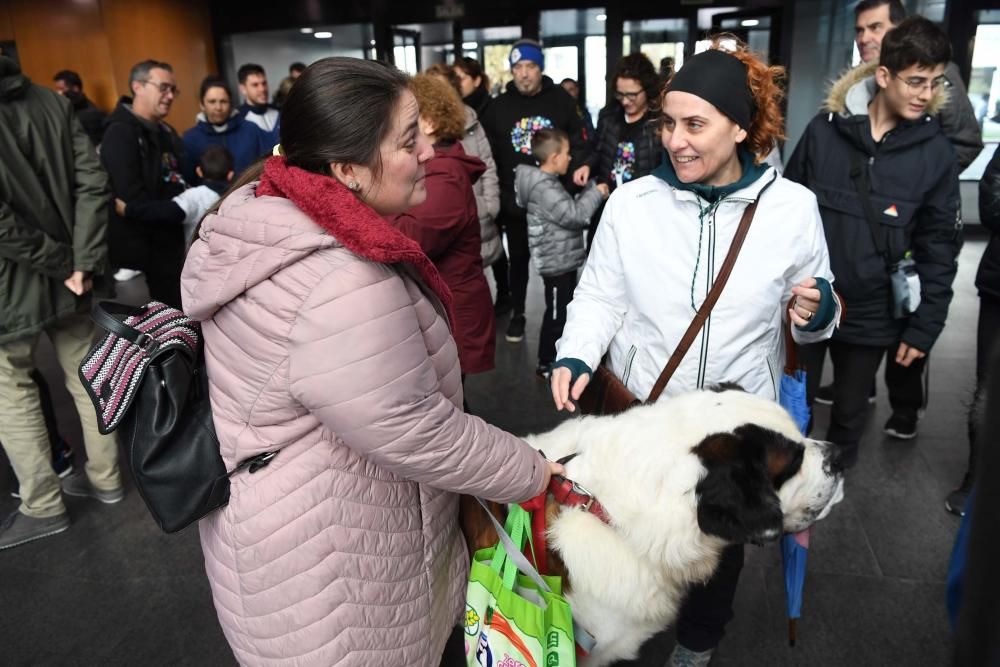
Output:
[550, 42, 841, 666]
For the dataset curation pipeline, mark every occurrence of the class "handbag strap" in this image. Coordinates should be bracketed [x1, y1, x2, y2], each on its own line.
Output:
[647, 173, 778, 403]
[848, 148, 894, 270]
[784, 313, 799, 374]
[91, 301, 160, 353]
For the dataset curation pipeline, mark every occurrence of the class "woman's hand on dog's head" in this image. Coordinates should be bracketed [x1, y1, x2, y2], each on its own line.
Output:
[551, 367, 590, 412]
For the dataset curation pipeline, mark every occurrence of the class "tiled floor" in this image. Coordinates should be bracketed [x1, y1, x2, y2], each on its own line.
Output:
[1, 239, 984, 666]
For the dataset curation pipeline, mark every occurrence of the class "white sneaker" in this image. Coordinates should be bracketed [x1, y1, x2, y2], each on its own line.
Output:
[113, 268, 143, 282]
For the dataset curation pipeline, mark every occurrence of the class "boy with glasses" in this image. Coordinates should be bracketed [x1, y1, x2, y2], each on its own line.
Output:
[100, 60, 187, 307]
[786, 16, 961, 471]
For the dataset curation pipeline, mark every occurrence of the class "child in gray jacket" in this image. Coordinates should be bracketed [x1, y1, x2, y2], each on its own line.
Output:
[515, 128, 608, 377]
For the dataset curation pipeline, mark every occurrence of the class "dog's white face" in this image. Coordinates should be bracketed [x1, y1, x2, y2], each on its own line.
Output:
[525, 388, 844, 666]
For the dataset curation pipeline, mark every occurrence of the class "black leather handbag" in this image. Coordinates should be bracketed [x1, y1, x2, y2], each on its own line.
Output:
[79, 301, 273, 533]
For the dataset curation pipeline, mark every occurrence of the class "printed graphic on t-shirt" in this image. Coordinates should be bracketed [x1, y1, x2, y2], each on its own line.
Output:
[510, 116, 554, 155]
[612, 141, 636, 185]
[162, 152, 186, 187]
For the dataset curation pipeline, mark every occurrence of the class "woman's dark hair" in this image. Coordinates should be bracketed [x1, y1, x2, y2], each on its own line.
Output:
[455, 57, 489, 92]
[200, 58, 410, 235]
[280, 58, 409, 178]
[879, 16, 952, 73]
[199, 76, 230, 103]
[613, 52, 661, 110]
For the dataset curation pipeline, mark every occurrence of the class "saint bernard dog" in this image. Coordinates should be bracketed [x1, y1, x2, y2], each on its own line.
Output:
[472, 387, 845, 666]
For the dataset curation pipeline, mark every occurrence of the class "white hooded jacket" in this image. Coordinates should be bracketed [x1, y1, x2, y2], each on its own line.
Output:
[557, 167, 840, 402]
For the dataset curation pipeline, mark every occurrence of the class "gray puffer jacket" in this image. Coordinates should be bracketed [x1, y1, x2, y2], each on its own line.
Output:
[461, 106, 503, 266]
[515, 164, 603, 277]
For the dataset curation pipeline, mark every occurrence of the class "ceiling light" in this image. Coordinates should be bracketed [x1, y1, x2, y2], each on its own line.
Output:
[596, 13, 608, 21]
[300, 28, 314, 34]
[741, 19, 760, 27]
[462, 41, 478, 50]
[314, 31, 333, 39]
[370, 39, 376, 45]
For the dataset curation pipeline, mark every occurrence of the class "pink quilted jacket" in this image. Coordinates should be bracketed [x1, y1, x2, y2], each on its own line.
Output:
[180, 184, 546, 666]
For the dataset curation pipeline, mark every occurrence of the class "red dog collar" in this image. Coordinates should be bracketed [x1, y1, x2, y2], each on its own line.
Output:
[547, 475, 612, 524]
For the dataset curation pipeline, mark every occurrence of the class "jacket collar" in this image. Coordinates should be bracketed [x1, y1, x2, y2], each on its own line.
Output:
[824, 60, 949, 117]
[652, 146, 770, 203]
[256, 157, 454, 320]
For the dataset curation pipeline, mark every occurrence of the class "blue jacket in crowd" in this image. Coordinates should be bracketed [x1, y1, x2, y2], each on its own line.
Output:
[182, 112, 275, 182]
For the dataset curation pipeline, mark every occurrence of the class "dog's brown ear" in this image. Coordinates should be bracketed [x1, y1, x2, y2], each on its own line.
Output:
[694, 431, 784, 544]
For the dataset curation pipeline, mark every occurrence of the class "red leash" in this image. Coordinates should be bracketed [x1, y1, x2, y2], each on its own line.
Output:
[518, 475, 612, 575]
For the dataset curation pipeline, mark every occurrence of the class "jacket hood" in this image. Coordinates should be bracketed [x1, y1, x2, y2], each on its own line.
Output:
[181, 184, 338, 321]
[824, 60, 948, 117]
[513, 164, 553, 205]
[430, 141, 485, 184]
[0, 56, 31, 102]
[193, 110, 244, 135]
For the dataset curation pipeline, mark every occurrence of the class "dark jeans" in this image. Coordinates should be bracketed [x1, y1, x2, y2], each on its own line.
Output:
[884, 347, 927, 417]
[497, 212, 530, 315]
[676, 543, 745, 652]
[538, 271, 577, 365]
[799, 339, 919, 469]
[492, 250, 510, 304]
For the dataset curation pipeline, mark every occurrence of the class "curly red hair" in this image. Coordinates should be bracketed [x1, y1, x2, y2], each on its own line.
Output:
[410, 74, 466, 143]
[664, 36, 786, 164]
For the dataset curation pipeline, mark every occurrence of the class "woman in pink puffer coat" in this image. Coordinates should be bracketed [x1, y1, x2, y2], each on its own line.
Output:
[180, 58, 559, 667]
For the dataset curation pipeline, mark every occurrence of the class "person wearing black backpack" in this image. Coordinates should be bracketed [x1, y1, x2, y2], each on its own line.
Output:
[0, 54, 124, 550]
[785, 16, 961, 471]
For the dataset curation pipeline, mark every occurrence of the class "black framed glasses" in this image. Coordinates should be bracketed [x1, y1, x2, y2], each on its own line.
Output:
[891, 73, 946, 95]
[614, 90, 643, 102]
[141, 80, 180, 96]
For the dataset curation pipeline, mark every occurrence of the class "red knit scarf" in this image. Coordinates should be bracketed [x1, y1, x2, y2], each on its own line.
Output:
[256, 156, 454, 318]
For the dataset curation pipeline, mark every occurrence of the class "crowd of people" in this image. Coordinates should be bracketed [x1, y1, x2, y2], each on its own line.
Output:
[0, 0, 995, 664]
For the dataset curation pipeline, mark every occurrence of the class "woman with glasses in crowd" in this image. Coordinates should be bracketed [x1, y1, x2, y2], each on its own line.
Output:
[571, 53, 664, 245]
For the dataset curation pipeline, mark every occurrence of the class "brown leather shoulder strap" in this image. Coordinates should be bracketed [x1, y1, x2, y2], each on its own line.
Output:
[647, 174, 778, 403]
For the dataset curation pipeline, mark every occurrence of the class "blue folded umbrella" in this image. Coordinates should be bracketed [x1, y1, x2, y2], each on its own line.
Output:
[779, 362, 811, 646]
[781, 529, 810, 646]
[780, 368, 811, 435]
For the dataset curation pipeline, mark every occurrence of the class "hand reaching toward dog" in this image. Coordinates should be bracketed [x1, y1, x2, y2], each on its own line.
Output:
[538, 460, 566, 495]
[551, 367, 591, 412]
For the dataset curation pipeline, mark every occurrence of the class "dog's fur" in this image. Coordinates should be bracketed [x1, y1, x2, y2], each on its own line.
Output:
[511, 388, 844, 666]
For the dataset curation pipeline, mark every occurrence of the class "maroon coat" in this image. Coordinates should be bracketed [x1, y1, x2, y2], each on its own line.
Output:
[391, 142, 496, 374]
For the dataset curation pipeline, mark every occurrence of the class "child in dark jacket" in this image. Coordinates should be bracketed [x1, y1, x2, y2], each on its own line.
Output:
[514, 128, 608, 377]
[115, 145, 233, 244]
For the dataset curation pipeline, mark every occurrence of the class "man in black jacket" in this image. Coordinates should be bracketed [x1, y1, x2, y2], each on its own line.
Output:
[480, 40, 589, 343]
[52, 70, 107, 147]
[786, 16, 961, 470]
[100, 59, 186, 307]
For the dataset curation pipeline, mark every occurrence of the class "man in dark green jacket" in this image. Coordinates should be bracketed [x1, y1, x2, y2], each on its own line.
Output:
[0, 55, 124, 550]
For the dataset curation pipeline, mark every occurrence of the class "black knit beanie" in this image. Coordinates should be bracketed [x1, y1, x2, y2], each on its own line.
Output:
[666, 49, 755, 131]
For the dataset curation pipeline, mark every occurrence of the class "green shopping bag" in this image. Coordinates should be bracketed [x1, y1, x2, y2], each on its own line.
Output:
[464, 503, 576, 667]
